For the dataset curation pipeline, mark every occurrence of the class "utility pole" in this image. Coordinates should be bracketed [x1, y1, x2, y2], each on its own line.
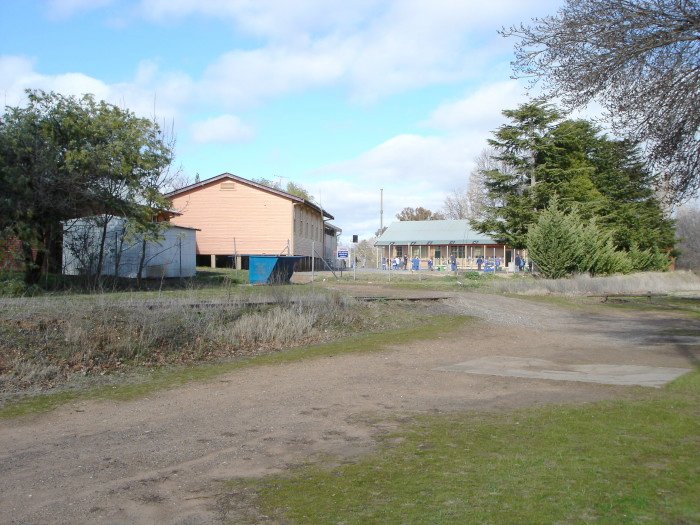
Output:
[380, 188, 384, 231]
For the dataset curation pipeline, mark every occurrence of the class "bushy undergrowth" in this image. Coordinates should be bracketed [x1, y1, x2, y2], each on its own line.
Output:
[527, 199, 669, 278]
[0, 289, 390, 394]
[0, 277, 42, 297]
[493, 270, 700, 296]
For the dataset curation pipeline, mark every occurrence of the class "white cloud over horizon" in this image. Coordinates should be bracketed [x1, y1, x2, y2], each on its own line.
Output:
[190, 114, 254, 144]
[0, 55, 191, 124]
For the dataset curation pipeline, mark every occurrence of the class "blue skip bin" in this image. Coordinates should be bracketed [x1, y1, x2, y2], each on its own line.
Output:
[249, 256, 303, 285]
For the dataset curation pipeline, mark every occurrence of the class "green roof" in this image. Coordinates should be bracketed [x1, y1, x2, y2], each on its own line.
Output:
[374, 220, 497, 246]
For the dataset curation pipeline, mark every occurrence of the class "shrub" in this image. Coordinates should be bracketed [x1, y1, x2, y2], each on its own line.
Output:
[526, 198, 584, 278]
[526, 198, 664, 278]
[628, 243, 669, 272]
[0, 278, 41, 297]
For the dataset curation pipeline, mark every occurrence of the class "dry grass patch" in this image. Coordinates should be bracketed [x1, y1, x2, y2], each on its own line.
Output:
[492, 271, 700, 296]
[0, 289, 438, 398]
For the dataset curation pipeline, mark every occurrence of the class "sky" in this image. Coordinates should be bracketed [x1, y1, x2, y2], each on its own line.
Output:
[1, 0, 567, 243]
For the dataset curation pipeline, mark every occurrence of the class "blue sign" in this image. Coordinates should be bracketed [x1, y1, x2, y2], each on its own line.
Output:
[337, 248, 349, 259]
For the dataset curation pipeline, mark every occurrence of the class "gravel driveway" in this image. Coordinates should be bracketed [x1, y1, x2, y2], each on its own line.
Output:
[0, 291, 696, 524]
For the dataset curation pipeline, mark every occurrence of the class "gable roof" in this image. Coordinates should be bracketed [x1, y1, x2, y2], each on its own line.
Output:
[165, 172, 334, 220]
[375, 219, 497, 246]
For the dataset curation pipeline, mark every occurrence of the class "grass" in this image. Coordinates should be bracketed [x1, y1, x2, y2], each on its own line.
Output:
[314, 270, 500, 291]
[492, 270, 700, 297]
[0, 314, 473, 419]
[0, 267, 250, 297]
[599, 296, 700, 319]
[0, 287, 363, 392]
[240, 371, 700, 524]
[503, 292, 700, 321]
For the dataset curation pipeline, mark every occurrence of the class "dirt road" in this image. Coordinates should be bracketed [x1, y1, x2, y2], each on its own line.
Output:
[0, 291, 697, 524]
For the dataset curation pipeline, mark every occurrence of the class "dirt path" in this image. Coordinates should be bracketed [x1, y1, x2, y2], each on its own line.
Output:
[0, 292, 697, 524]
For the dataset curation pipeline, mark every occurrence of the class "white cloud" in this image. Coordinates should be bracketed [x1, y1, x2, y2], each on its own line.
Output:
[0, 55, 111, 105]
[199, 43, 347, 107]
[312, 131, 488, 238]
[46, 0, 116, 19]
[190, 114, 254, 144]
[0, 55, 192, 124]
[321, 133, 480, 188]
[139, 0, 380, 40]
[426, 80, 526, 131]
[29, 1, 565, 112]
[309, 78, 539, 237]
[144, 0, 562, 106]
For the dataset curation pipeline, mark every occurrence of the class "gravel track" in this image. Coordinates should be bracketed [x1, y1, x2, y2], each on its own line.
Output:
[0, 289, 697, 524]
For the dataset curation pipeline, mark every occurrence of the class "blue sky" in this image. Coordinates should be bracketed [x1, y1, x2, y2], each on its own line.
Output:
[1, 0, 565, 241]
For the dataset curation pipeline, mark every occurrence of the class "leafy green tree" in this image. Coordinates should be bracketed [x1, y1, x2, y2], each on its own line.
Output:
[396, 207, 445, 221]
[0, 90, 173, 284]
[285, 181, 316, 202]
[252, 177, 316, 203]
[473, 102, 674, 256]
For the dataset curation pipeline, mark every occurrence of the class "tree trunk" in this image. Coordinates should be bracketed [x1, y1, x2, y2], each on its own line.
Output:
[95, 217, 109, 279]
[136, 238, 147, 288]
[22, 241, 44, 285]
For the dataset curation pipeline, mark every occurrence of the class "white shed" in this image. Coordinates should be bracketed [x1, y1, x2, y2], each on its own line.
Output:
[63, 217, 197, 278]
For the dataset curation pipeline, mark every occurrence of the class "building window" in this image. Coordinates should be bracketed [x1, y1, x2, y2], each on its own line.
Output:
[434, 247, 441, 259]
[450, 246, 465, 258]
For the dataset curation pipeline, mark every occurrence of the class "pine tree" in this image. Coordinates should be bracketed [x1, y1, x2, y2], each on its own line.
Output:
[474, 102, 674, 258]
[527, 197, 645, 278]
[525, 197, 582, 278]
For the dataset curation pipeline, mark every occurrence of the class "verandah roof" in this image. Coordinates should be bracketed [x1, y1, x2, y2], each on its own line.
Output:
[374, 220, 498, 246]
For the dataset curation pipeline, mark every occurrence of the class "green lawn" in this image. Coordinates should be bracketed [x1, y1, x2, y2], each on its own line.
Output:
[243, 372, 699, 524]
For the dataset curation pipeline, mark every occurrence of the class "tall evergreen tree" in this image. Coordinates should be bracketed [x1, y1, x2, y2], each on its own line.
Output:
[473, 102, 674, 255]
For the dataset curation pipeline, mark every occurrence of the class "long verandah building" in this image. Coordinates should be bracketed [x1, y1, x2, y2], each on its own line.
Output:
[375, 219, 512, 270]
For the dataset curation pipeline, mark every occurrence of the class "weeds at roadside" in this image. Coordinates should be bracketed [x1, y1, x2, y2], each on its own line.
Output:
[0, 288, 454, 403]
[492, 271, 700, 296]
[0, 314, 472, 418]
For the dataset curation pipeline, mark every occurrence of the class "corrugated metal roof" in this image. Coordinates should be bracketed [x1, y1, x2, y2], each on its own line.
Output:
[374, 220, 497, 245]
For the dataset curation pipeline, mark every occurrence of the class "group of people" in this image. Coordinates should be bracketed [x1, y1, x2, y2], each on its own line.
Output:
[382, 255, 423, 271]
[476, 256, 501, 271]
[380, 254, 531, 272]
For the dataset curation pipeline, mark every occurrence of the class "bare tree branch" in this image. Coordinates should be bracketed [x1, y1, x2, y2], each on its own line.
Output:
[504, 0, 700, 203]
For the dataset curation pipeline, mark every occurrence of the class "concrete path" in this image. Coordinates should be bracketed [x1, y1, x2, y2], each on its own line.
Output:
[436, 356, 690, 387]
